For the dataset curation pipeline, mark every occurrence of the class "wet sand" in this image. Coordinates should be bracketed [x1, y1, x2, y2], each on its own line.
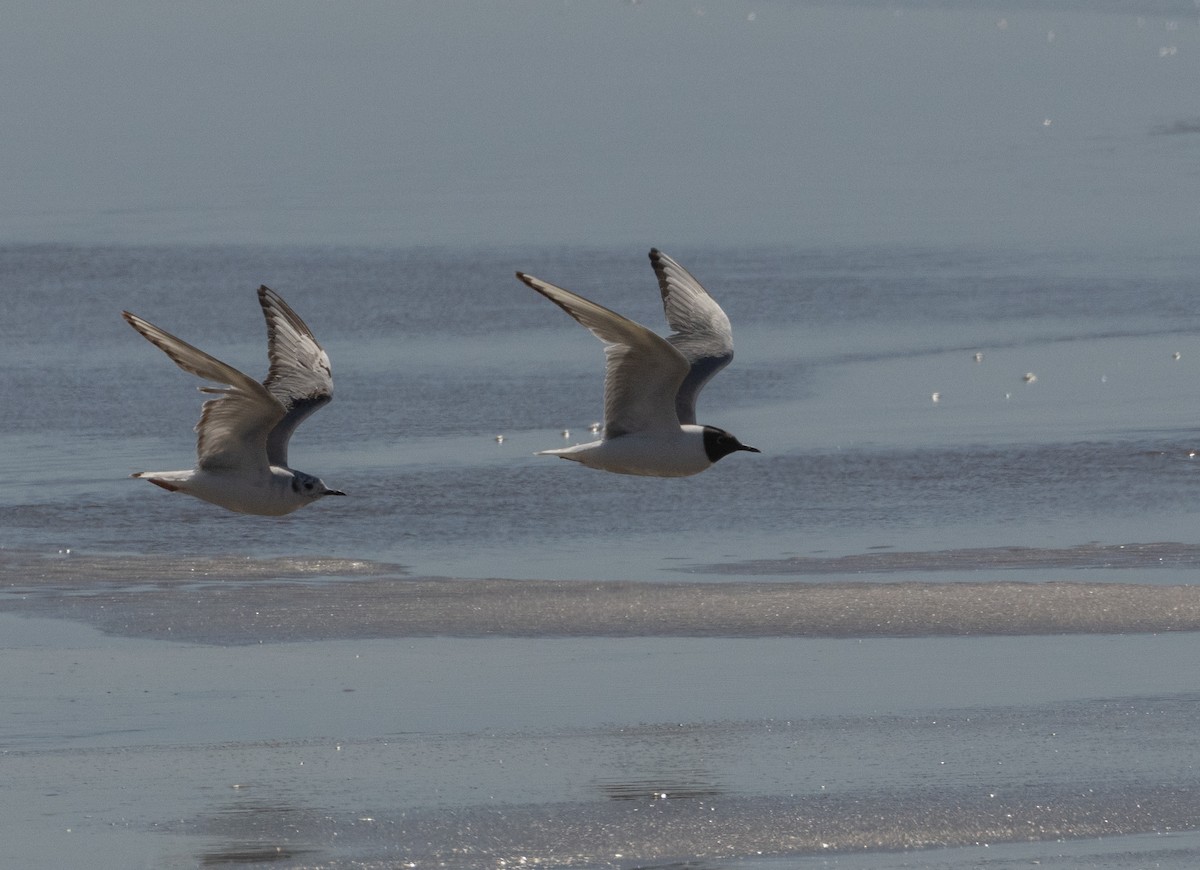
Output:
[6, 549, 1200, 643]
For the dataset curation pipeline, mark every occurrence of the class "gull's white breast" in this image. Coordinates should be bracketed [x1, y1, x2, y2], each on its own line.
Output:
[537, 426, 712, 478]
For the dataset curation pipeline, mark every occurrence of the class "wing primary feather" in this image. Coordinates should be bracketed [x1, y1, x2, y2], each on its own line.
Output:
[647, 249, 735, 425]
[256, 287, 334, 467]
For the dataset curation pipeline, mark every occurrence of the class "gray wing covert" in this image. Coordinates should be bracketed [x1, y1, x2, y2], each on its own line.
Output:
[122, 311, 283, 474]
[516, 271, 688, 439]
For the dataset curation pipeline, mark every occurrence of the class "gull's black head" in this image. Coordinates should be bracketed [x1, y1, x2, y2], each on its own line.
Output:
[291, 471, 346, 500]
[702, 426, 761, 464]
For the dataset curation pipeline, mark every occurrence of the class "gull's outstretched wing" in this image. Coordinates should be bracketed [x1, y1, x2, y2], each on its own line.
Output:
[649, 249, 734, 425]
[257, 286, 333, 468]
[122, 311, 284, 475]
[517, 271, 688, 439]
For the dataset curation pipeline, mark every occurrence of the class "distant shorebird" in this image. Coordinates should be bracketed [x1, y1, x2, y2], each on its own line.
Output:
[122, 286, 345, 515]
[516, 249, 759, 477]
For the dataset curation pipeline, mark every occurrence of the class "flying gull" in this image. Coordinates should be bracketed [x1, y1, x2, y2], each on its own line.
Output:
[122, 286, 345, 515]
[516, 249, 759, 477]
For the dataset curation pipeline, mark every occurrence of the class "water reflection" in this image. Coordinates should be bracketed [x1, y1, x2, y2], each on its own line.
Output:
[193, 801, 323, 867]
[199, 844, 315, 866]
[597, 771, 724, 802]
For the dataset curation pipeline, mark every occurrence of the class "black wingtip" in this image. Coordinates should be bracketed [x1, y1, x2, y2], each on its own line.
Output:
[649, 248, 671, 298]
[258, 285, 283, 309]
[121, 310, 151, 334]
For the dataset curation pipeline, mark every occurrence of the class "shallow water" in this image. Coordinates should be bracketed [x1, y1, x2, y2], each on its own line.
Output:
[5, 615, 1200, 870]
[4, 243, 1200, 581]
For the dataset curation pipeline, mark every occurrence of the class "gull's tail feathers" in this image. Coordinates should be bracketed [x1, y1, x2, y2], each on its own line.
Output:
[130, 470, 193, 493]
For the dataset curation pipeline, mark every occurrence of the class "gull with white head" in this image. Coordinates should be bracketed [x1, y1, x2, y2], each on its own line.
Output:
[516, 249, 759, 477]
[122, 286, 345, 515]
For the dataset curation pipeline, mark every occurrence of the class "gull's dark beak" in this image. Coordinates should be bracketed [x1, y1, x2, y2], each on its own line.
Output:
[323, 489, 347, 496]
[739, 445, 761, 453]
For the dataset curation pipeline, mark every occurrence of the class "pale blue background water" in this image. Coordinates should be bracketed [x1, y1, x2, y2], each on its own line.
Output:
[3, 1, 1200, 868]
[2, 0, 1198, 251]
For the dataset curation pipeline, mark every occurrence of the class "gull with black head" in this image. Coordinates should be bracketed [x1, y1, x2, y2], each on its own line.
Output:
[122, 286, 346, 515]
[516, 249, 759, 477]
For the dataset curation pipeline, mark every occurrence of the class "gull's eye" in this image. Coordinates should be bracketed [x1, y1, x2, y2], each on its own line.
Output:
[305, 482, 314, 491]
